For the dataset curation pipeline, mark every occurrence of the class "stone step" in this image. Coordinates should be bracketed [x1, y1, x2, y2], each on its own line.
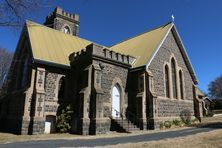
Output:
[112, 118, 140, 133]
[116, 122, 137, 128]
[115, 119, 137, 124]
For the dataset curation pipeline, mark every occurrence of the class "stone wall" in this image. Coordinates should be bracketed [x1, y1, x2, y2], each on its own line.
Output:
[157, 99, 194, 117]
[45, 72, 59, 101]
[69, 43, 132, 135]
[22, 66, 69, 135]
[93, 60, 129, 118]
[2, 93, 26, 134]
[44, 72, 63, 116]
[94, 118, 111, 135]
[90, 60, 129, 134]
[70, 44, 133, 135]
[0, 41, 33, 134]
[149, 31, 195, 122]
[55, 18, 79, 35]
[28, 67, 68, 135]
[149, 31, 194, 100]
[7, 93, 25, 117]
[32, 120, 45, 134]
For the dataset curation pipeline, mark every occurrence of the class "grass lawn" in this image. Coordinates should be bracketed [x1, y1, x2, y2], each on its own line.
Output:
[109, 116, 222, 148]
[109, 129, 222, 148]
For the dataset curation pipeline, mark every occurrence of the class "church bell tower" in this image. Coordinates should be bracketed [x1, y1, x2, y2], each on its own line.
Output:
[44, 7, 79, 36]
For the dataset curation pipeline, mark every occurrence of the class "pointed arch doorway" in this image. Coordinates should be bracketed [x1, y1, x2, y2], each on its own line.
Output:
[112, 85, 121, 118]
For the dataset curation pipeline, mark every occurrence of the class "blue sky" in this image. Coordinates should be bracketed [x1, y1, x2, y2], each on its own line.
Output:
[0, 0, 221, 94]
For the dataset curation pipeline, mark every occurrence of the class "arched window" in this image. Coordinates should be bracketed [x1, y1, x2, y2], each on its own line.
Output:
[112, 85, 121, 118]
[171, 58, 178, 99]
[21, 57, 29, 88]
[62, 26, 71, 34]
[58, 77, 65, 100]
[179, 70, 184, 99]
[165, 65, 170, 98]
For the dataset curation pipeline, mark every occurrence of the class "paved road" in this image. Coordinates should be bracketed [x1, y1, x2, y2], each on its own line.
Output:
[0, 127, 217, 148]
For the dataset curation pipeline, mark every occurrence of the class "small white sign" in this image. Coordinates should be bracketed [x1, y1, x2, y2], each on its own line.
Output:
[44, 121, 51, 134]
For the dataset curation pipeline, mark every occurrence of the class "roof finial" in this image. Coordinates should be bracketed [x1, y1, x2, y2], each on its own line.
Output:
[171, 14, 175, 22]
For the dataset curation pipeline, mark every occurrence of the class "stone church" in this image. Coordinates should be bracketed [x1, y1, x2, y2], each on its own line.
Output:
[0, 7, 204, 135]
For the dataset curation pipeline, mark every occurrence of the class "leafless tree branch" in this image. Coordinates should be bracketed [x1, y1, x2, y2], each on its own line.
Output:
[0, 0, 43, 27]
[0, 47, 13, 88]
[208, 75, 222, 99]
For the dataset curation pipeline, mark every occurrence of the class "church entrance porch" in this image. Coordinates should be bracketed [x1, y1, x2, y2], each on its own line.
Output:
[110, 83, 141, 133]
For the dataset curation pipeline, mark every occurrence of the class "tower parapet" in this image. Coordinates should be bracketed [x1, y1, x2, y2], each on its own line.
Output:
[44, 7, 79, 36]
[69, 43, 136, 67]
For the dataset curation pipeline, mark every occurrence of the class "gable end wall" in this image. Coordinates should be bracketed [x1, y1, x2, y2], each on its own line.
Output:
[148, 30, 194, 119]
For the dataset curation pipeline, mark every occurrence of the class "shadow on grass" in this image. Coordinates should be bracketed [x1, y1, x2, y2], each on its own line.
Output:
[190, 122, 222, 129]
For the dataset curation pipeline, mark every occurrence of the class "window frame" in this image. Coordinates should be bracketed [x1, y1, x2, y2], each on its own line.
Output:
[164, 65, 170, 98]
[171, 58, 178, 99]
[179, 70, 184, 99]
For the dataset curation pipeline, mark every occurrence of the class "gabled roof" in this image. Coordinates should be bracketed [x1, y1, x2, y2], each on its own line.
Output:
[26, 21, 92, 67]
[111, 22, 173, 68]
[111, 22, 198, 84]
[25, 20, 198, 84]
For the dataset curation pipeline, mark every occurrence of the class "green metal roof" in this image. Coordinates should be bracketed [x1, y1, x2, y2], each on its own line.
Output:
[111, 23, 172, 68]
[27, 21, 172, 68]
[25, 20, 198, 84]
[27, 21, 92, 66]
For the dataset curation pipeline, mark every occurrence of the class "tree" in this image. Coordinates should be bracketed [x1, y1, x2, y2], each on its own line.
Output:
[0, 47, 13, 88]
[0, 0, 41, 27]
[208, 75, 222, 99]
[56, 104, 74, 133]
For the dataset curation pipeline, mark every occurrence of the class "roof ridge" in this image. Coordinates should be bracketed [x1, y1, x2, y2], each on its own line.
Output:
[25, 20, 93, 44]
[110, 21, 172, 48]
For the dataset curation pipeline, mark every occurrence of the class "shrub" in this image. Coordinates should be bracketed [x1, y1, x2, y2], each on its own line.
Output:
[164, 121, 172, 128]
[207, 111, 214, 117]
[56, 104, 74, 133]
[172, 119, 181, 126]
[160, 122, 164, 129]
[192, 118, 199, 124]
[180, 109, 192, 125]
